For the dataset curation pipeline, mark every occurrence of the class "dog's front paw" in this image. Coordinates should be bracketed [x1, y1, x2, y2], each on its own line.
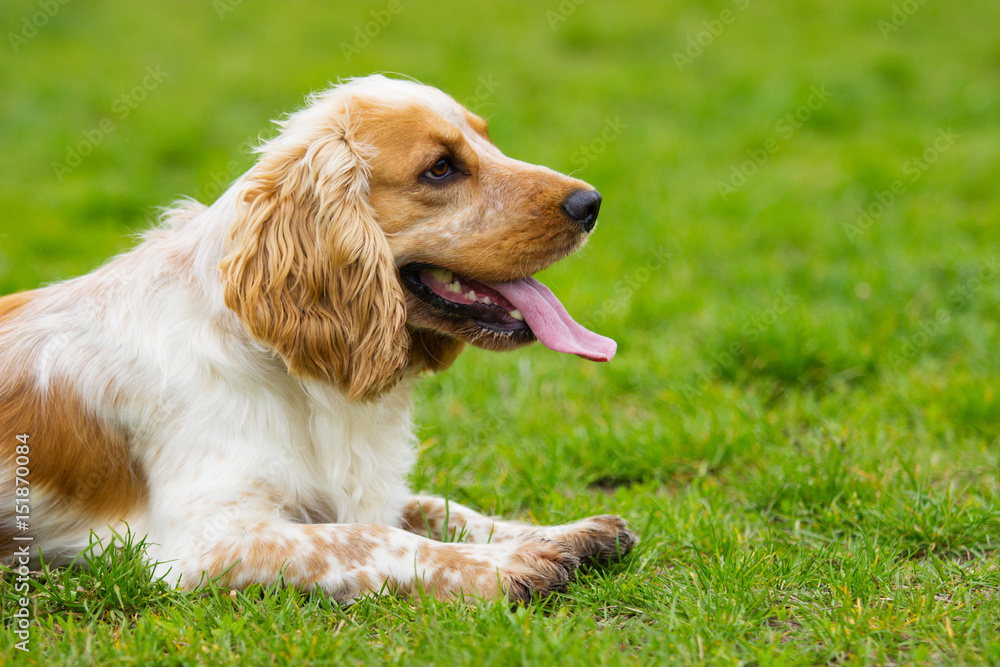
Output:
[545, 515, 638, 565]
[500, 536, 580, 603]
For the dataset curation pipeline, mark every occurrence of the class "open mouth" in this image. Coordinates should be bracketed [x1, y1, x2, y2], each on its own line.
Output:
[400, 263, 617, 362]
[401, 264, 530, 333]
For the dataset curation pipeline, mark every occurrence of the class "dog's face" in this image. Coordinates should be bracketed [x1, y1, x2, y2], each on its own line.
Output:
[221, 76, 613, 401]
[351, 89, 601, 353]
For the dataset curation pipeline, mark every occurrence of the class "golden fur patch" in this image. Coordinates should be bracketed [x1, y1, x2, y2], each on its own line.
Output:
[0, 374, 148, 551]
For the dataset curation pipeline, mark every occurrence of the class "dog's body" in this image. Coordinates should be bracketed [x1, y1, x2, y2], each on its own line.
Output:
[0, 76, 635, 602]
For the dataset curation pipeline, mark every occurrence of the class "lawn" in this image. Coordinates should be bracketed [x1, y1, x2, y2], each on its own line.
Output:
[1, 0, 999, 664]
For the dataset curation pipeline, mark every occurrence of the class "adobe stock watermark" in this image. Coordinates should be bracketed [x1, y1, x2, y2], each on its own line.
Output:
[10, 433, 33, 652]
[34, 258, 156, 387]
[213, 0, 243, 19]
[546, 0, 587, 29]
[51, 65, 169, 182]
[585, 246, 672, 328]
[672, 0, 751, 72]
[680, 288, 798, 397]
[7, 0, 71, 54]
[460, 74, 501, 111]
[844, 127, 958, 243]
[570, 117, 628, 171]
[339, 0, 408, 63]
[878, 0, 931, 40]
[462, 408, 506, 450]
[193, 160, 242, 204]
[887, 256, 997, 371]
[0, 237, 10, 282]
[715, 84, 831, 199]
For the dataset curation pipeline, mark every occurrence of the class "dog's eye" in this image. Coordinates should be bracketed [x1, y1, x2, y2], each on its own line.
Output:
[424, 158, 454, 181]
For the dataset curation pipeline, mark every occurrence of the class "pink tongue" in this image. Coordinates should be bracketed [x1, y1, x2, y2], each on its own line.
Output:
[483, 277, 617, 362]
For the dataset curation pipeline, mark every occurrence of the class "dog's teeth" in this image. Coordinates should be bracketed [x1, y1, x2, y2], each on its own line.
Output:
[509, 309, 523, 321]
[429, 269, 452, 283]
[465, 290, 478, 301]
[446, 281, 462, 293]
[481, 296, 492, 305]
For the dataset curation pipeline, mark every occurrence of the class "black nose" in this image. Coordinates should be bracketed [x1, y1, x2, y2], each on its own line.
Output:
[562, 189, 602, 233]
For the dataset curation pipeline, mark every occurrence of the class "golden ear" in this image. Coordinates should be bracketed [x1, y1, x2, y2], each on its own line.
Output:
[220, 113, 409, 401]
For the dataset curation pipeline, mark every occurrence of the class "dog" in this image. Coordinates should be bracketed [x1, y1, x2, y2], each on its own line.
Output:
[0, 75, 636, 603]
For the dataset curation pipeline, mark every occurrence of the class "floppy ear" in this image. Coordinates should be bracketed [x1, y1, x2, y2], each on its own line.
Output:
[220, 110, 409, 401]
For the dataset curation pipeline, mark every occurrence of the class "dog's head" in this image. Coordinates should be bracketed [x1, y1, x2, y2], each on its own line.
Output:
[221, 75, 615, 401]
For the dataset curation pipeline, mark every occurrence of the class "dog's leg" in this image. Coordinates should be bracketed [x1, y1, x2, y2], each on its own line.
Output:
[161, 518, 578, 604]
[400, 495, 638, 564]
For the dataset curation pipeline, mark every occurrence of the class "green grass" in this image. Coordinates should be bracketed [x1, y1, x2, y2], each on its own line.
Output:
[2, 0, 999, 664]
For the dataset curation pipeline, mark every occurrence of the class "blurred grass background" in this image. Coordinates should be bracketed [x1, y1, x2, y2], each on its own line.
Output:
[1, 0, 999, 664]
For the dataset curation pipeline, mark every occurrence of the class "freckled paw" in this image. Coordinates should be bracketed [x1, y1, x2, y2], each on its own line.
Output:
[500, 537, 580, 604]
[551, 515, 639, 565]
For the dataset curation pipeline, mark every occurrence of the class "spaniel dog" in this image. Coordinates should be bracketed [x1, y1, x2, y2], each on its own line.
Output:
[0, 75, 636, 603]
